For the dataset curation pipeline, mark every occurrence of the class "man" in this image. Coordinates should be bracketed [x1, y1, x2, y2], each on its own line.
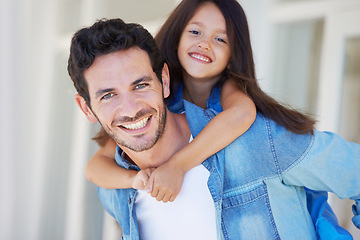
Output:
[68, 18, 217, 240]
[68, 19, 360, 240]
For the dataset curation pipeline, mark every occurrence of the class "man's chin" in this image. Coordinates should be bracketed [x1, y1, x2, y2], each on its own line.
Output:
[117, 138, 158, 153]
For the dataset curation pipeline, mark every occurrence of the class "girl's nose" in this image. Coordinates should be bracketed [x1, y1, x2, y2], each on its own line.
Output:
[197, 39, 210, 50]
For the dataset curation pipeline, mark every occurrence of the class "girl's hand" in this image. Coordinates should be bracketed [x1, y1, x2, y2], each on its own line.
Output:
[132, 168, 155, 190]
[146, 161, 186, 203]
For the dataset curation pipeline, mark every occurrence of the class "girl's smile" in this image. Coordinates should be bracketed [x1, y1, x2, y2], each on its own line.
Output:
[188, 52, 212, 63]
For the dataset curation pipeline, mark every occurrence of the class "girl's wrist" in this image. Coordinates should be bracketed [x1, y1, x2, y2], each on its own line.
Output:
[166, 154, 188, 174]
[129, 170, 139, 187]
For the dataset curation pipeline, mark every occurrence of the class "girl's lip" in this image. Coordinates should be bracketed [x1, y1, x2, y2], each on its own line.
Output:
[188, 52, 212, 63]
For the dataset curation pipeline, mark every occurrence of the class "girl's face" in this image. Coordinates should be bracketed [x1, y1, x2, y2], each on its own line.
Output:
[177, 2, 230, 82]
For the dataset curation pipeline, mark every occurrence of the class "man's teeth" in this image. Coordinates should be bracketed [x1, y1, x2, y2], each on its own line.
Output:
[190, 53, 211, 62]
[121, 117, 150, 130]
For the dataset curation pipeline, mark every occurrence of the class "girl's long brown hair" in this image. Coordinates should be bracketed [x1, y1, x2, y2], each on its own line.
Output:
[155, 0, 316, 134]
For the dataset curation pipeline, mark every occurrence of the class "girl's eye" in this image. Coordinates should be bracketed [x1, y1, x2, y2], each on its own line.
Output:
[215, 37, 226, 43]
[189, 30, 200, 35]
[135, 83, 148, 90]
[101, 93, 114, 100]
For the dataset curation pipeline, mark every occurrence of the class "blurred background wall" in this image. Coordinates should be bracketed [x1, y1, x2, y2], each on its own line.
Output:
[0, 0, 359, 239]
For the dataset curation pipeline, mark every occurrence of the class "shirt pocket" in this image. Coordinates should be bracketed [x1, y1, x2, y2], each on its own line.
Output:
[221, 181, 280, 240]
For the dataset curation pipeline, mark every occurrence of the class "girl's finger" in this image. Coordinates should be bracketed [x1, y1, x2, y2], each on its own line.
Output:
[161, 194, 172, 203]
[169, 195, 176, 202]
[145, 174, 154, 193]
[156, 191, 166, 202]
[151, 188, 159, 198]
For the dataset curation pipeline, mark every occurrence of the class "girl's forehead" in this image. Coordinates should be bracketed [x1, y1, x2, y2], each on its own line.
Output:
[186, 2, 226, 31]
[192, 2, 223, 18]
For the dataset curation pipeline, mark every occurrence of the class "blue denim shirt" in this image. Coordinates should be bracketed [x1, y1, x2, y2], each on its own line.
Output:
[98, 99, 360, 240]
[172, 84, 353, 239]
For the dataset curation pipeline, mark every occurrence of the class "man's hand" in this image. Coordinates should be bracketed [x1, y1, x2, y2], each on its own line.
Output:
[147, 161, 186, 203]
[132, 168, 155, 190]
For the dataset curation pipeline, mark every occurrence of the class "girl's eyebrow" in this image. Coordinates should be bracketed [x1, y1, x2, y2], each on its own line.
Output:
[187, 21, 227, 34]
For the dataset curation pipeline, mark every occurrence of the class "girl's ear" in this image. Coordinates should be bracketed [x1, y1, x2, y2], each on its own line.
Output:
[227, 63, 231, 71]
[162, 63, 170, 98]
[75, 94, 98, 123]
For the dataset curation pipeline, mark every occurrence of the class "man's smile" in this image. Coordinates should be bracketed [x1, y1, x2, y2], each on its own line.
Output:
[120, 116, 151, 130]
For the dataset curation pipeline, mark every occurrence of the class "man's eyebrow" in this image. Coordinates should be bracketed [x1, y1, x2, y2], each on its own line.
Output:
[131, 76, 153, 86]
[94, 76, 154, 99]
[95, 88, 115, 99]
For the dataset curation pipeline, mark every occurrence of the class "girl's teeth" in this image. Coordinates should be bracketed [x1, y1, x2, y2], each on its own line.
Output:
[191, 53, 211, 62]
[122, 117, 150, 130]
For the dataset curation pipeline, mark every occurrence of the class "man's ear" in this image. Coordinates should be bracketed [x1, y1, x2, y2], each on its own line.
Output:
[162, 63, 170, 98]
[74, 94, 98, 123]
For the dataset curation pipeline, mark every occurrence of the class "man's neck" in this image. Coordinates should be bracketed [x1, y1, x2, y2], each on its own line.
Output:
[122, 110, 191, 169]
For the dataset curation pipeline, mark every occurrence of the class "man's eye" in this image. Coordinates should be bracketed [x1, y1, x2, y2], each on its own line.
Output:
[135, 83, 147, 89]
[101, 93, 114, 100]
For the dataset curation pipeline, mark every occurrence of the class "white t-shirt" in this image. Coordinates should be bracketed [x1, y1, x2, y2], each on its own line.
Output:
[134, 137, 217, 240]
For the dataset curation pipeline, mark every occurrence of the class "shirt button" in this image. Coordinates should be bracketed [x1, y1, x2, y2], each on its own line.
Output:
[128, 198, 131, 204]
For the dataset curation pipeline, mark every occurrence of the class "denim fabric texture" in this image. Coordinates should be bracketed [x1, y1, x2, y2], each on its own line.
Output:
[97, 86, 359, 239]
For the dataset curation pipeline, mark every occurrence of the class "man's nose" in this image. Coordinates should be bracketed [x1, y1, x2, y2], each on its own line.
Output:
[115, 94, 142, 119]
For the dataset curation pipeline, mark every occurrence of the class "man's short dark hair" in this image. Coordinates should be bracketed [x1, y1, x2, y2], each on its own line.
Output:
[68, 18, 163, 106]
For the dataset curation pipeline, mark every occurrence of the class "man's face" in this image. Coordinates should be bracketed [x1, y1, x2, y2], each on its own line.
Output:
[80, 47, 170, 152]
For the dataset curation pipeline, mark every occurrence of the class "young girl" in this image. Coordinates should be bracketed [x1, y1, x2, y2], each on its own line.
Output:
[87, 0, 351, 238]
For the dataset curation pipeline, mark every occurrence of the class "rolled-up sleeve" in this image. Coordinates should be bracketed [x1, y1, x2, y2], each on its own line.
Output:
[281, 130, 360, 228]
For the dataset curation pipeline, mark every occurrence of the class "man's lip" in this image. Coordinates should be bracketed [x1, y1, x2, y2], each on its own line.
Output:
[189, 52, 212, 63]
[118, 116, 152, 133]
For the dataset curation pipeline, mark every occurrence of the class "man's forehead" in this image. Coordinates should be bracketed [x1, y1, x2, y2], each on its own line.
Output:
[84, 48, 153, 91]
[92, 47, 151, 71]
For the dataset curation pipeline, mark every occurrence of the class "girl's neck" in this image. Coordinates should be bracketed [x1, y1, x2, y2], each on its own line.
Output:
[182, 74, 220, 109]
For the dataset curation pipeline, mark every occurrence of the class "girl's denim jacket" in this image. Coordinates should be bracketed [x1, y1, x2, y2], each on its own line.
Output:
[98, 92, 360, 240]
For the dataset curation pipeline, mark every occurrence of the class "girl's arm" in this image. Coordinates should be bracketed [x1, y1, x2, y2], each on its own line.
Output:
[86, 137, 152, 189]
[148, 79, 256, 202]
